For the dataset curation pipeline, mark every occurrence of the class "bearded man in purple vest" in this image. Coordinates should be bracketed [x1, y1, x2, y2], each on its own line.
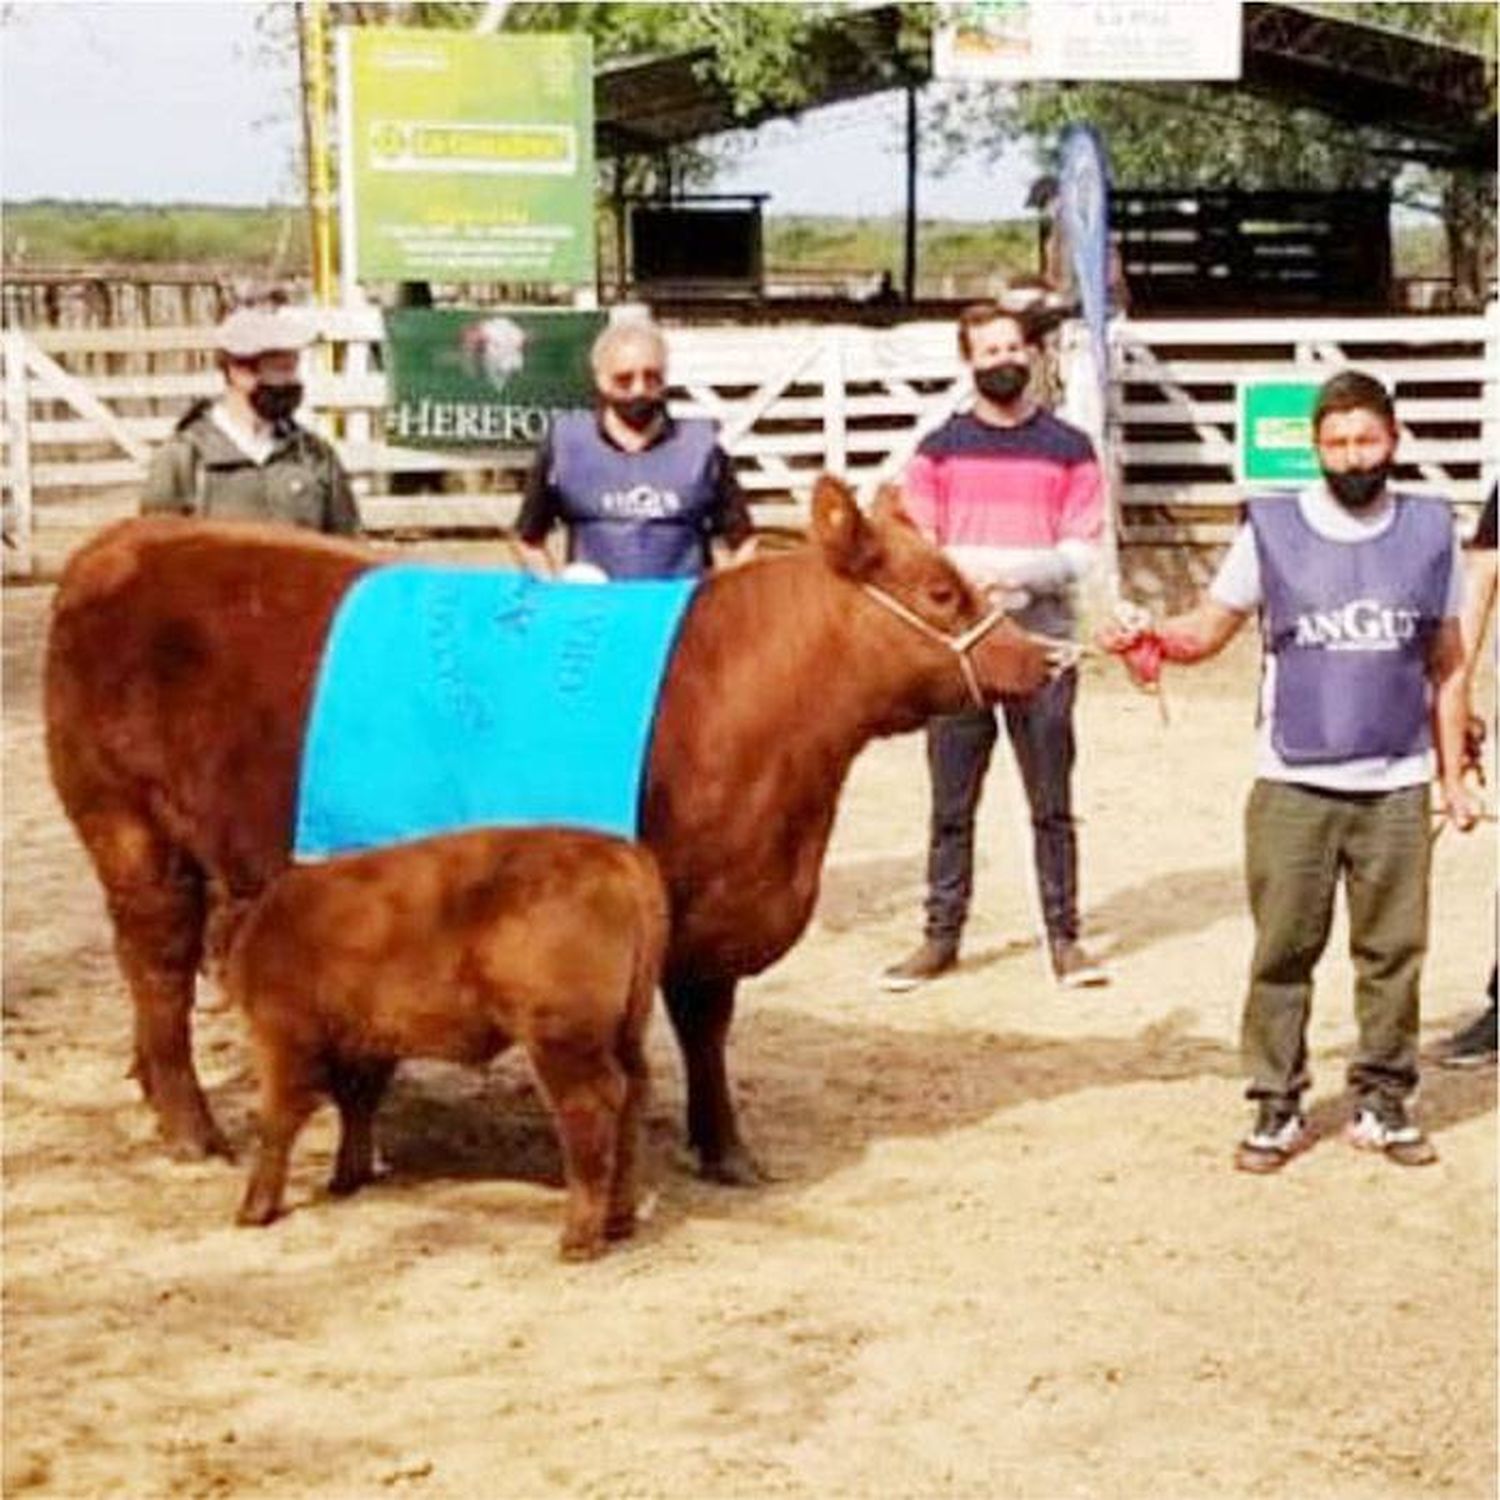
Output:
[1100, 370, 1480, 1173]
[517, 317, 755, 580]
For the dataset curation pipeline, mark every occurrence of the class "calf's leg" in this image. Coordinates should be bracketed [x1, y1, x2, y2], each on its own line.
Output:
[82, 809, 227, 1159]
[529, 1042, 626, 1261]
[328, 1058, 396, 1196]
[238, 1039, 323, 1226]
[663, 974, 761, 1185]
[605, 1027, 650, 1241]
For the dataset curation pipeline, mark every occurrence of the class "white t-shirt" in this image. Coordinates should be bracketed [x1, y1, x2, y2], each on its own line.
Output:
[210, 401, 277, 466]
[1209, 484, 1464, 792]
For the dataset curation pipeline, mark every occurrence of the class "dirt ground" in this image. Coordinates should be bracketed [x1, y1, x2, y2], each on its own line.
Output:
[3, 565, 1495, 1500]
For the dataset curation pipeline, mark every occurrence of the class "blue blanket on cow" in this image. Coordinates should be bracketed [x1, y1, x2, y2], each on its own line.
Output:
[293, 565, 696, 860]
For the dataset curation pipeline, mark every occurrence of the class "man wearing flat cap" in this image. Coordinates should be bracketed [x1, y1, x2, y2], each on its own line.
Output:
[142, 304, 359, 534]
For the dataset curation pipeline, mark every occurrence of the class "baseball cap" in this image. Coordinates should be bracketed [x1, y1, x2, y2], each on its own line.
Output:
[214, 306, 315, 360]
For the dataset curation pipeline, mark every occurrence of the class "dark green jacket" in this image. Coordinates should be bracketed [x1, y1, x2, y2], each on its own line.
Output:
[141, 400, 360, 535]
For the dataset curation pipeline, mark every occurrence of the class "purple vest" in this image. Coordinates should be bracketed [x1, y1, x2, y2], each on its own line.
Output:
[1249, 493, 1453, 765]
[549, 412, 721, 579]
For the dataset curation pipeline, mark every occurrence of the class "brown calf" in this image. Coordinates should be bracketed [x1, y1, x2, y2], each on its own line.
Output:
[225, 827, 667, 1260]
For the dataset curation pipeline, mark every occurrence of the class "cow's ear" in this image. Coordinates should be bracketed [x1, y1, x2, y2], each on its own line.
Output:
[812, 474, 883, 580]
[870, 483, 917, 531]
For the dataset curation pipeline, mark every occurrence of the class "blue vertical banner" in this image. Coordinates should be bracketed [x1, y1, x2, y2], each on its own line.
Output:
[1057, 122, 1112, 401]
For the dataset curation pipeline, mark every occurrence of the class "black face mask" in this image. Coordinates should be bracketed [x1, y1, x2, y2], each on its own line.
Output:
[249, 381, 303, 424]
[608, 394, 665, 432]
[974, 363, 1029, 404]
[1323, 462, 1391, 510]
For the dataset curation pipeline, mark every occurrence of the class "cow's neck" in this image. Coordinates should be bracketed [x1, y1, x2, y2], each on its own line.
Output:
[647, 553, 952, 968]
[683, 553, 936, 770]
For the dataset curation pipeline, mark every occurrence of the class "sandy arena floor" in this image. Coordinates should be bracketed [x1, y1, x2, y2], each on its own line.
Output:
[3, 569, 1495, 1500]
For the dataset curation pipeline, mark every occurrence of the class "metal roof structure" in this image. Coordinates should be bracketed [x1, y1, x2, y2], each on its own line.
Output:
[594, 6, 919, 159]
[1241, 4, 1495, 169]
[593, 2, 1495, 170]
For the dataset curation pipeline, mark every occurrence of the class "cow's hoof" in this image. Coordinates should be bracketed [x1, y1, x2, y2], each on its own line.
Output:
[604, 1209, 637, 1241]
[164, 1120, 235, 1163]
[558, 1233, 606, 1262]
[697, 1143, 765, 1187]
[327, 1168, 373, 1198]
[235, 1198, 279, 1227]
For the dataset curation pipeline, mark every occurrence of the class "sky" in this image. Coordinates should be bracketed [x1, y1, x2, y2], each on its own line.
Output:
[0, 1, 1037, 218]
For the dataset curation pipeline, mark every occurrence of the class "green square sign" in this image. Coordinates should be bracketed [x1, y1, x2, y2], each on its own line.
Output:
[1237, 380, 1321, 484]
[340, 29, 596, 287]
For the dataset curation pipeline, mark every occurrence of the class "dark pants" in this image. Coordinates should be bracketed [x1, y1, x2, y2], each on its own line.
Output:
[922, 668, 1079, 947]
[1241, 780, 1430, 1112]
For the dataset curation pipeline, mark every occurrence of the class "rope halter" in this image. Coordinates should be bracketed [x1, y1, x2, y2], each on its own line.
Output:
[859, 583, 1085, 709]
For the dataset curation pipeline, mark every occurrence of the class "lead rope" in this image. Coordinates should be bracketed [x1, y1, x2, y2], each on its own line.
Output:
[859, 584, 1006, 708]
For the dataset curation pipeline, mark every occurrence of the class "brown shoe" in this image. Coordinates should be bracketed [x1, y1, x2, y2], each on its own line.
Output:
[1051, 939, 1109, 989]
[879, 937, 958, 993]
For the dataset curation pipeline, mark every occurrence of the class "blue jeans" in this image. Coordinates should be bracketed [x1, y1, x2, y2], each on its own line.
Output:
[922, 668, 1079, 947]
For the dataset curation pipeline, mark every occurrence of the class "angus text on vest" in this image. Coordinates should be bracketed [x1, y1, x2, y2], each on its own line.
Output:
[1292, 599, 1420, 651]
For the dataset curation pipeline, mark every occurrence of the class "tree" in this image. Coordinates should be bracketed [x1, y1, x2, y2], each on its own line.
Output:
[922, 0, 1497, 304]
[266, 4, 866, 199]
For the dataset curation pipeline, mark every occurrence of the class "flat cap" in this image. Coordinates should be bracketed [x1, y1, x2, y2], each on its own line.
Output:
[214, 306, 315, 359]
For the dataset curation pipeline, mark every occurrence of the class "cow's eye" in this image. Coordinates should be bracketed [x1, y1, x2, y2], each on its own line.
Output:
[927, 581, 958, 609]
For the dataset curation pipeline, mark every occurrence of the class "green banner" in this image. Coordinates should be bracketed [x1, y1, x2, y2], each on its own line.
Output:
[342, 29, 596, 285]
[384, 308, 605, 447]
[1237, 379, 1321, 483]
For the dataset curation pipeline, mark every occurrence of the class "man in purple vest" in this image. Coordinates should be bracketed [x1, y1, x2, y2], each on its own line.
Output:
[1100, 370, 1479, 1172]
[517, 317, 755, 580]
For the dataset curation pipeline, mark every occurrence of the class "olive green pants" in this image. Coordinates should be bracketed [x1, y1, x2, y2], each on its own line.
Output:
[1241, 779, 1431, 1110]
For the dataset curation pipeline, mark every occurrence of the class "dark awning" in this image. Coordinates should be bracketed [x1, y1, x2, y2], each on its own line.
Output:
[1242, 4, 1494, 169]
[594, 2, 1495, 171]
[595, 5, 919, 158]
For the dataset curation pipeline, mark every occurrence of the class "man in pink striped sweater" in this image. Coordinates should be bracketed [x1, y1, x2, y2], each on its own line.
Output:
[882, 302, 1110, 991]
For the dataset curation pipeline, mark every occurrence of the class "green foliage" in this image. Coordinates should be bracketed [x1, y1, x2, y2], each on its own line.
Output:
[927, 0, 1495, 189]
[763, 216, 1035, 278]
[2, 201, 1447, 287]
[1308, 3, 1497, 62]
[0, 200, 1039, 281]
[312, 4, 849, 116]
[2, 201, 307, 269]
[920, 0, 1495, 298]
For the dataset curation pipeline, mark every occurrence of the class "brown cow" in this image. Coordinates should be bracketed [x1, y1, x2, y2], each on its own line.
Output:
[226, 827, 665, 1260]
[45, 476, 1054, 1180]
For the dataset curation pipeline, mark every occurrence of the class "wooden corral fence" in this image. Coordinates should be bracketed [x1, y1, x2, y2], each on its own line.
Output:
[1117, 308, 1499, 543]
[3, 305, 1496, 576]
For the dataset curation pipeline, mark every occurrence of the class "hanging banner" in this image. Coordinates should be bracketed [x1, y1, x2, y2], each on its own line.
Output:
[338, 29, 596, 286]
[934, 1, 1243, 81]
[1057, 122, 1112, 402]
[383, 308, 605, 447]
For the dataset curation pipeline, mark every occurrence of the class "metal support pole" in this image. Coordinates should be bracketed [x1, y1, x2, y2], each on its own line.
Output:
[903, 84, 918, 304]
[300, 0, 336, 308]
[613, 157, 629, 300]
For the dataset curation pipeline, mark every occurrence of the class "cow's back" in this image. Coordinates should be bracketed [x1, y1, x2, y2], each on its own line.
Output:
[45, 517, 375, 894]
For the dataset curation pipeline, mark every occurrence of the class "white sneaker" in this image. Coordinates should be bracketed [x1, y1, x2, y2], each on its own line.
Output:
[1234, 1107, 1307, 1173]
[1344, 1107, 1437, 1166]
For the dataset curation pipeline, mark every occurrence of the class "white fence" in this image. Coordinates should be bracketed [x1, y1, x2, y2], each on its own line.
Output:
[1115, 309, 1498, 542]
[3, 306, 1496, 575]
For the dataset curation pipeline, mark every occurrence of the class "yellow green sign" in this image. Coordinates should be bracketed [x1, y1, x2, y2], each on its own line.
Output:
[1237, 379, 1321, 483]
[339, 29, 596, 286]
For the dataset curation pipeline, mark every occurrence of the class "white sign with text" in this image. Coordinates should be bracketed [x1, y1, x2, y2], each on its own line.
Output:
[934, 1, 1244, 82]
